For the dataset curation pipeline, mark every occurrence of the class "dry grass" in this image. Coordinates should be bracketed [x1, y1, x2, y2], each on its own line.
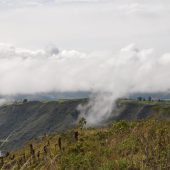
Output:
[0, 119, 170, 170]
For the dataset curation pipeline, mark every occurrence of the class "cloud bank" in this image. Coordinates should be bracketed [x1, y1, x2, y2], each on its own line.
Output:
[0, 43, 170, 124]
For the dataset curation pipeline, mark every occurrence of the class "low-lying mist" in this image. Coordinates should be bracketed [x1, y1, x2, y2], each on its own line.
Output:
[0, 43, 170, 125]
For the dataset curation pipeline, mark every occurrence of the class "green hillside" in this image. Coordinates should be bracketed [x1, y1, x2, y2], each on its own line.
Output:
[0, 99, 170, 152]
[0, 119, 169, 170]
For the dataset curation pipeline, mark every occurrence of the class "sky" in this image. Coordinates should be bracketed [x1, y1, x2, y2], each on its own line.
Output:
[0, 0, 170, 124]
[0, 0, 169, 53]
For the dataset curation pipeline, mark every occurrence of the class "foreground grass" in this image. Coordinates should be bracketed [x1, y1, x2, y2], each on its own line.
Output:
[0, 119, 170, 170]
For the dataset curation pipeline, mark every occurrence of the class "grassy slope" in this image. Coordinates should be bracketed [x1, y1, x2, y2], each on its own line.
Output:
[0, 99, 170, 152]
[0, 119, 170, 170]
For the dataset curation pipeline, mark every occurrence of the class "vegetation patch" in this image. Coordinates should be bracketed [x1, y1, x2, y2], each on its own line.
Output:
[0, 119, 169, 170]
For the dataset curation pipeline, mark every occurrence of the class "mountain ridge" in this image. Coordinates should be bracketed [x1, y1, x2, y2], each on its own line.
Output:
[0, 98, 170, 152]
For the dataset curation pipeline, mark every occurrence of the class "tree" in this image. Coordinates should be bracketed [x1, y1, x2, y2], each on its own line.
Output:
[23, 99, 28, 103]
[78, 117, 87, 129]
[137, 97, 142, 101]
[148, 96, 152, 101]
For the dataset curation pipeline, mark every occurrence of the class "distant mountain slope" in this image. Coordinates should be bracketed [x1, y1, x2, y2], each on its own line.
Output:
[0, 99, 86, 151]
[0, 99, 170, 152]
[0, 91, 90, 102]
[114, 100, 170, 120]
[1, 92, 170, 104]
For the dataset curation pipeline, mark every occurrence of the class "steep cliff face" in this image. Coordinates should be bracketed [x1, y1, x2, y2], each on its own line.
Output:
[114, 100, 170, 120]
[0, 99, 170, 151]
[0, 99, 85, 151]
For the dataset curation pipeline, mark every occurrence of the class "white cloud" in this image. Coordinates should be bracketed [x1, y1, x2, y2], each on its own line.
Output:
[1, 42, 170, 96]
[0, 43, 170, 124]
